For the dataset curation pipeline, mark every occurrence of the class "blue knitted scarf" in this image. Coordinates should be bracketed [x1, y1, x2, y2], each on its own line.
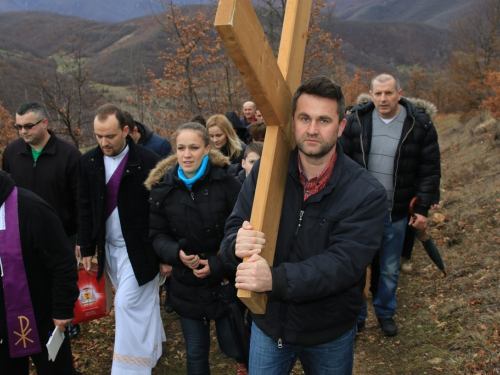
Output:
[177, 155, 209, 189]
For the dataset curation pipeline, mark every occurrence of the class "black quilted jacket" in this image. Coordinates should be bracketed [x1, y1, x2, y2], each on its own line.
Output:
[339, 98, 441, 221]
[147, 151, 242, 320]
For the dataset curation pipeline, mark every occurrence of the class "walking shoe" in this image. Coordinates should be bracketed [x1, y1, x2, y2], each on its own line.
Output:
[377, 317, 398, 336]
[356, 320, 366, 333]
[237, 362, 248, 375]
[400, 257, 413, 273]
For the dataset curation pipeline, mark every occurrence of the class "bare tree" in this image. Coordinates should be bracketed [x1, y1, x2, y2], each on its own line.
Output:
[27, 31, 105, 148]
[254, 0, 287, 53]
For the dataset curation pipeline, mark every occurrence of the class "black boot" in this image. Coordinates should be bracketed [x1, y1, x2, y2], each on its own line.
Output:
[67, 323, 80, 339]
[164, 290, 174, 314]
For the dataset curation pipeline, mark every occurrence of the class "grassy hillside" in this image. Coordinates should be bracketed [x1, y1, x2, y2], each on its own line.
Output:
[354, 113, 500, 374]
[0, 11, 170, 112]
[328, 18, 451, 73]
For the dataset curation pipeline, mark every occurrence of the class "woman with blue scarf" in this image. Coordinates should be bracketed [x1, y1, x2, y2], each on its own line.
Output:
[146, 123, 244, 374]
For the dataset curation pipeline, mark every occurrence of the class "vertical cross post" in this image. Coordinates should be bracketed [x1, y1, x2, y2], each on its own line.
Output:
[215, 0, 312, 313]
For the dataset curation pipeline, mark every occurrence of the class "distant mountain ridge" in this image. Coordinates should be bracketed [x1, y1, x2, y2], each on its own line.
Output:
[0, 2, 459, 113]
[333, 0, 470, 29]
[0, 8, 451, 86]
[0, 0, 201, 22]
[0, 0, 468, 27]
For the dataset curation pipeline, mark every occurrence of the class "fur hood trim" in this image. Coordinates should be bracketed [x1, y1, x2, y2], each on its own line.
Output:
[405, 97, 437, 119]
[144, 149, 230, 190]
[356, 94, 437, 119]
[356, 93, 371, 105]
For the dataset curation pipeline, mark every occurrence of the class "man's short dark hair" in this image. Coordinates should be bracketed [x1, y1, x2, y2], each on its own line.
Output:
[190, 114, 206, 127]
[248, 121, 266, 141]
[292, 76, 346, 121]
[95, 104, 127, 130]
[244, 141, 263, 159]
[16, 102, 47, 119]
[123, 111, 136, 130]
[370, 73, 401, 92]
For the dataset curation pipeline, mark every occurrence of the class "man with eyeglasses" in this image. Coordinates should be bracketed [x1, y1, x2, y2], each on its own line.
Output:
[2, 102, 82, 339]
[2, 102, 81, 238]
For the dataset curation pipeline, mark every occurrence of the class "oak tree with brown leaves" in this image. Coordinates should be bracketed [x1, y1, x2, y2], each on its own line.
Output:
[481, 70, 500, 119]
[146, 2, 248, 128]
[0, 102, 16, 166]
[449, 0, 500, 117]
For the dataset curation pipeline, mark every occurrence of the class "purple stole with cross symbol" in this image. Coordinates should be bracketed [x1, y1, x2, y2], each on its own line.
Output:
[105, 152, 129, 220]
[0, 187, 42, 358]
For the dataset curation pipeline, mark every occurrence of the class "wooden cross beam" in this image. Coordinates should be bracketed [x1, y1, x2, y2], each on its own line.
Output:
[215, 0, 312, 314]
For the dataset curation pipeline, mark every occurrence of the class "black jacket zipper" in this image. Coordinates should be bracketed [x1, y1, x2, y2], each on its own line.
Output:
[277, 203, 306, 348]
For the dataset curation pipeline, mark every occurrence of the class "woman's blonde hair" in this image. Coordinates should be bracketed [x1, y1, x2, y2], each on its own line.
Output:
[206, 114, 243, 160]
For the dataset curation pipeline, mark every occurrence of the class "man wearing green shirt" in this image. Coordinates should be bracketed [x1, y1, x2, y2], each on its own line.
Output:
[2, 102, 82, 338]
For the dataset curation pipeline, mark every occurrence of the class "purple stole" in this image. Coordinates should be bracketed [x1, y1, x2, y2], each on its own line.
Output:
[105, 152, 129, 220]
[0, 187, 42, 358]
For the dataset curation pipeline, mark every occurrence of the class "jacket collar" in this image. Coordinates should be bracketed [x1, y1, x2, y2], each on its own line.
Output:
[135, 121, 153, 145]
[160, 158, 233, 191]
[356, 97, 418, 119]
[287, 145, 346, 202]
[89, 136, 141, 171]
[90, 135, 136, 157]
[144, 149, 230, 191]
[19, 130, 58, 156]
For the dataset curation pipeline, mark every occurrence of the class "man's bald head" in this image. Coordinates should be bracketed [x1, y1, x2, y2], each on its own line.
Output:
[370, 74, 400, 92]
[242, 101, 257, 122]
[369, 73, 403, 119]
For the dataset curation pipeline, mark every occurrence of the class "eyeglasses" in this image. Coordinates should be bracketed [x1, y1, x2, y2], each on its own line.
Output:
[14, 119, 44, 131]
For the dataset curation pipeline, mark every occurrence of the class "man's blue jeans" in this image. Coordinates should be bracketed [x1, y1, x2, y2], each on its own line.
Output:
[359, 212, 407, 321]
[179, 315, 240, 375]
[249, 322, 356, 375]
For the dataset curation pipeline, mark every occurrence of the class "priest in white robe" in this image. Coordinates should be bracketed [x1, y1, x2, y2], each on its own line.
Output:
[77, 103, 165, 374]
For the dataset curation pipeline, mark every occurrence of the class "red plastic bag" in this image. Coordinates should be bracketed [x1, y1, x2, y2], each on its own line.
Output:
[73, 263, 112, 324]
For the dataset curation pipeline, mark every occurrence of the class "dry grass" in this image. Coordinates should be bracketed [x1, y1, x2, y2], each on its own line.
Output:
[354, 113, 500, 374]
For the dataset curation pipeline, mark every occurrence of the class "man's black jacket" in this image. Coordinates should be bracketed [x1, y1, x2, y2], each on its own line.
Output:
[2, 132, 81, 236]
[220, 146, 387, 346]
[340, 98, 441, 221]
[77, 139, 160, 286]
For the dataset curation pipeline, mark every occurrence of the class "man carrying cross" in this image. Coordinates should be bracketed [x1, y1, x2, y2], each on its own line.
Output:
[77, 104, 165, 374]
[221, 77, 387, 374]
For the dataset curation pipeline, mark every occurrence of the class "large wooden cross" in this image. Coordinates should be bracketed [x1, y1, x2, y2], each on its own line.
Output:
[215, 0, 313, 314]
